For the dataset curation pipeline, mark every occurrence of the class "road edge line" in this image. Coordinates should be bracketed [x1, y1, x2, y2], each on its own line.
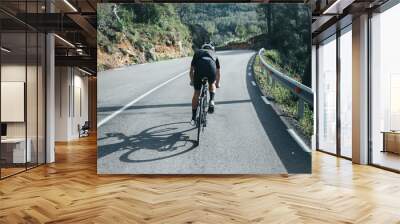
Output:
[98, 70, 189, 128]
[261, 96, 271, 105]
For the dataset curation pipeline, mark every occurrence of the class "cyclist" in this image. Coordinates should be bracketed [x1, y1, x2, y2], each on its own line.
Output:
[190, 42, 220, 123]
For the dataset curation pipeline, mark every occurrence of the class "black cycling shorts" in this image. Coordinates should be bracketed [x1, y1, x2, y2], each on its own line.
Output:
[193, 57, 216, 91]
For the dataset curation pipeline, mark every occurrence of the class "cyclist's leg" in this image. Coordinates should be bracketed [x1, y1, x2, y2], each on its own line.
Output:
[209, 81, 216, 99]
[192, 80, 202, 121]
[192, 90, 200, 117]
[207, 73, 217, 113]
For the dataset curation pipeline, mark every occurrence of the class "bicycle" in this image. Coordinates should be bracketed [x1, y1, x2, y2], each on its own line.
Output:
[195, 77, 209, 145]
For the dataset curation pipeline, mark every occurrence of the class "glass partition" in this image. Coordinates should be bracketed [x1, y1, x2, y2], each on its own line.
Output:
[339, 26, 352, 158]
[0, 1, 46, 179]
[1, 31, 28, 177]
[317, 35, 337, 154]
[370, 3, 400, 171]
[27, 31, 38, 169]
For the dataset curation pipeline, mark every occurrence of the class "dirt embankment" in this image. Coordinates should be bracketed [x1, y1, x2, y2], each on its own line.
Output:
[98, 32, 192, 71]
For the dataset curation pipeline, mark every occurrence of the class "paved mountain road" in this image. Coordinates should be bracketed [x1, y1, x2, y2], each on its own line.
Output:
[97, 50, 311, 174]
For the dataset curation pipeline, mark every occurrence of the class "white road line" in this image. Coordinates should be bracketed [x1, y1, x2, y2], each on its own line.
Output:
[261, 96, 270, 105]
[98, 70, 189, 128]
[251, 81, 256, 86]
[248, 72, 252, 76]
[260, 93, 310, 153]
[287, 129, 311, 153]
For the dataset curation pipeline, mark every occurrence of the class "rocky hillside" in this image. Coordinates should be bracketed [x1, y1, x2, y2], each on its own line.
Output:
[97, 4, 193, 71]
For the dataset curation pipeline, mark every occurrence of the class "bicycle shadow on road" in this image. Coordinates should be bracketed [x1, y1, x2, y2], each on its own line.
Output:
[246, 54, 311, 173]
[98, 122, 198, 163]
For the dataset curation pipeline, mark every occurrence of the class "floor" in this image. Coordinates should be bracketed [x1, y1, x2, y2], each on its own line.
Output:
[0, 135, 400, 223]
[372, 150, 400, 171]
[0, 167, 25, 178]
[1, 163, 44, 179]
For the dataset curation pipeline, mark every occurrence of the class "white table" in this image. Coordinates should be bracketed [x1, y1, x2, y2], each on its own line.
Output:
[1, 138, 31, 163]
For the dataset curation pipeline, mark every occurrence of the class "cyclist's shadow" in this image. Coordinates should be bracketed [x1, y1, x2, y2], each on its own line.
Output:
[98, 122, 198, 163]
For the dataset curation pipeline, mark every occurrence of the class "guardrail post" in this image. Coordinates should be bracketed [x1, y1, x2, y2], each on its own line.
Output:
[297, 99, 304, 119]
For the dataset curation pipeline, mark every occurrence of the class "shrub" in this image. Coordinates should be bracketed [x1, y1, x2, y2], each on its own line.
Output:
[264, 49, 281, 66]
[299, 105, 313, 138]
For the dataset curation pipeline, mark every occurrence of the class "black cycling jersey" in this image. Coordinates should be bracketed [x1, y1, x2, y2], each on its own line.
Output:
[191, 49, 220, 69]
[191, 49, 220, 90]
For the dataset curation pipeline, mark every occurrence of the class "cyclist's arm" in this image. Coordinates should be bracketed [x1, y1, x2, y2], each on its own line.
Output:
[190, 66, 195, 83]
[216, 69, 220, 85]
[190, 52, 197, 83]
[216, 58, 221, 87]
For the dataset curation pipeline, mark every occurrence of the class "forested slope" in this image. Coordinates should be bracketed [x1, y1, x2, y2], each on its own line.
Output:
[97, 4, 193, 71]
[177, 4, 262, 48]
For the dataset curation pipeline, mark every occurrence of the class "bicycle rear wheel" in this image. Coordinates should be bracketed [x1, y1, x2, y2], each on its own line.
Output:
[196, 98, 202, 144]
[201, 93, 207, 127]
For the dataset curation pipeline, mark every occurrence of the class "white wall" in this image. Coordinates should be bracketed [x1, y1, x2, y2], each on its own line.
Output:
[1, 65, 26, 141]
[55, 67, 89, 141]
[1, 62, 46, 164]
[1, 64, 38, 138]
[55, 66, 68, 141]
[71, 72, 89, 138]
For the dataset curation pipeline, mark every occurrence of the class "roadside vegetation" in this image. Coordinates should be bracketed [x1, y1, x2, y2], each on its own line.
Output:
[253, 54, 313, 140]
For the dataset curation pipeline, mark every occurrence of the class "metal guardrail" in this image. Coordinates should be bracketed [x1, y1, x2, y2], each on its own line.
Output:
[257, 48, 314, 118]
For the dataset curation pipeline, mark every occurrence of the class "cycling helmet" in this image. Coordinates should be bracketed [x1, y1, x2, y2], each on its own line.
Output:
[201, 42, 215, 51]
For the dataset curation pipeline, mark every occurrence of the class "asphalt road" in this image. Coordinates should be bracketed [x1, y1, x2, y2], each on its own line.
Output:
[97, 50, 311, 174]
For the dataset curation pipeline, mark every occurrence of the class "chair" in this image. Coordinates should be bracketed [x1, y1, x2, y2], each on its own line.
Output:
[78, 121, 90, 138]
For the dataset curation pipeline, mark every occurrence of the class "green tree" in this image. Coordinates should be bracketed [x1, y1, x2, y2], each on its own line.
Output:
[235, 24, 246, 40]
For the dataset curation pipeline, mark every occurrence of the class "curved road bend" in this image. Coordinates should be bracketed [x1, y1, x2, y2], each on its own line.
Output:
[97, 50, 311, 174]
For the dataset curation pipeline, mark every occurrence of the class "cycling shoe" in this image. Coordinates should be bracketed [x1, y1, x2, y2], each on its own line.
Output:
[208, 101, 215, 113]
